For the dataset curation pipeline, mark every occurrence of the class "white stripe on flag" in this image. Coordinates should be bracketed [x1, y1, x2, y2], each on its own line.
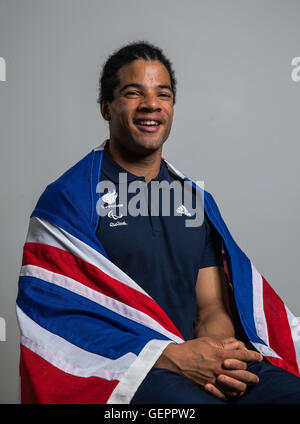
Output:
[27, 217, 150, 296]
[107, 338, 175, 404]
[20, 264, 183, 343]
[251, 263, 282, 359]
[285, 306, 300, 374]
[251, 342, 281, 359]
[16, 306, 136, 380]
[251, 262, 270, 345]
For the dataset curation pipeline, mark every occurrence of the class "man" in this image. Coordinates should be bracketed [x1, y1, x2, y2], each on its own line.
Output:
[17, 42, 300, 404]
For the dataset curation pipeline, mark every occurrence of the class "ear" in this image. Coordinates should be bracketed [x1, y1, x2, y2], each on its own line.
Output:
[100, 100, 111, 121]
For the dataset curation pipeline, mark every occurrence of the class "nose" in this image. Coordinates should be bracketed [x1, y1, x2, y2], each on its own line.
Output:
[138, 92, 161, 112]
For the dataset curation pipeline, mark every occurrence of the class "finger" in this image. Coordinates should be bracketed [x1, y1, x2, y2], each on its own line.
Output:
[222, 337, 236, 343]
[224, 349, 263, 363]
[204, 383, 228, 401]
[222, 369, 259, 385]
[214, 382, 241, 399]
[205, 381, 244, 401]
[222, 338, 246, 349]
[223, 340, 246, 351]
[217, 374, 247, 393]
[223, 359, 247, 370]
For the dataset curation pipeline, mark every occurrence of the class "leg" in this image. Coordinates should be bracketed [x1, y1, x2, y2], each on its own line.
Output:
[235, 360, 300, 404]
[130, 368, 226, 404]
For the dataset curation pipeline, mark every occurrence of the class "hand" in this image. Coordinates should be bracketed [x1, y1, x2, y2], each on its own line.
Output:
[203, 337, 260, 400]
[154, 337, 262, 401]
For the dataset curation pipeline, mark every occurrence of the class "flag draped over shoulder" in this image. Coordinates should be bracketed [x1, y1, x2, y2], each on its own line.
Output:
[16, 140, 300, 404]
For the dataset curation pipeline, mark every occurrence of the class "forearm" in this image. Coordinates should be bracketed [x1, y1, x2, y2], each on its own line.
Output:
[194, 307, 235, 341]
[154, 309, 235, 370]
[153, 342, 181, 372]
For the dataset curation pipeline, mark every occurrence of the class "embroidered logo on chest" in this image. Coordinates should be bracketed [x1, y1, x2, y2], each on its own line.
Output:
[101, 190, 124, 209]
[176, 204, 192, 217]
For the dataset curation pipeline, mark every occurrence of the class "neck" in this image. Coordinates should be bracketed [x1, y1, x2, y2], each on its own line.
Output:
[107, 140, 162, 184]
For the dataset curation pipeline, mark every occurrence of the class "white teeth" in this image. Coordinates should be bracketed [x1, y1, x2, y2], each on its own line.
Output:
[137, 120, 159, 126]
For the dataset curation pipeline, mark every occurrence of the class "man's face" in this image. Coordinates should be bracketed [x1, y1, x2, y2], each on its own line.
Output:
[102, 59, 174, 156]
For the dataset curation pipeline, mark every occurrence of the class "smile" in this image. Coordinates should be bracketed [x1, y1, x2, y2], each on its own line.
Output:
[134, 119, 162, 132]
[136, 120, 160, 126]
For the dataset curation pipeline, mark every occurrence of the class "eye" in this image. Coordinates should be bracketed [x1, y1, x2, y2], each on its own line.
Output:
[125, 91, 140, 97]
[158, 92, 172, 98]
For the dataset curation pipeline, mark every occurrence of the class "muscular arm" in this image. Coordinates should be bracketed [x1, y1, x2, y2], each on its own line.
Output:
[193, 266, 235, 340]
[154, 265, 262, 400]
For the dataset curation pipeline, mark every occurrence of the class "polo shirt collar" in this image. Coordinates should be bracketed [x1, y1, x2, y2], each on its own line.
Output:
[101, 149, 170, 184]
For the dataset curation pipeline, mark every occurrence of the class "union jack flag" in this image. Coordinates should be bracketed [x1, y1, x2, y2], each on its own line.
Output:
[16, 141, 300, 403]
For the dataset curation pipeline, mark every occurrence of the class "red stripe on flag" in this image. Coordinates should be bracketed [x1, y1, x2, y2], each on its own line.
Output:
[20, 344, 118, 404]
[23, 242, 183, 340]
[262, 276, 299, 376]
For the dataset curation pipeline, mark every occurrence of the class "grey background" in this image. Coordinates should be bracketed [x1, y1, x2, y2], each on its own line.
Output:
[0, 0, 299, 403]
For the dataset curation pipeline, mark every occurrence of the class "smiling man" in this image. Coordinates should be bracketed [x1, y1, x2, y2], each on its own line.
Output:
[102, 60, 173, 156]
[99, 52, 174, 182]
[17, 42, 300, 404]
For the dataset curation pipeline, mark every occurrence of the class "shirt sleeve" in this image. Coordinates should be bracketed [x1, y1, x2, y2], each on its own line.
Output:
[199, 213, 223, 269]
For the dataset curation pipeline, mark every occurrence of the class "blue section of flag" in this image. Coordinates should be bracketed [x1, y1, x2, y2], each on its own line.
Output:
[17, 275, 169, 359]
[204, 190, 265, 345]
[31, 150, 108, 258]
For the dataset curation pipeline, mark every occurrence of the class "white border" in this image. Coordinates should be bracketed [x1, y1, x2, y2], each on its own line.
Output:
[107, 339, 175, 404]
[17, 306, 136, 380]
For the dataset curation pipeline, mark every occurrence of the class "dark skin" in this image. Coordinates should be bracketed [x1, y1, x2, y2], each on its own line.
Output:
[100, 59, 263, 400]
[100, 59, 174, 184]
[154, 266, 262, 400]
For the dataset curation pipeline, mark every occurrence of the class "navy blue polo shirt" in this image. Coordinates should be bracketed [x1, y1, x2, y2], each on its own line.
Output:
[96, 150, 222, 340]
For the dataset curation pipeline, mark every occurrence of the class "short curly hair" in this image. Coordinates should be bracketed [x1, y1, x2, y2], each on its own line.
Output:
[97, 41, 177, 104]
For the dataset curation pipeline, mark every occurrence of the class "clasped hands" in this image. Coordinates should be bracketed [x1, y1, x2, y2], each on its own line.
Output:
[154, 336, 263, 401]
[201, 337, 263, 400]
